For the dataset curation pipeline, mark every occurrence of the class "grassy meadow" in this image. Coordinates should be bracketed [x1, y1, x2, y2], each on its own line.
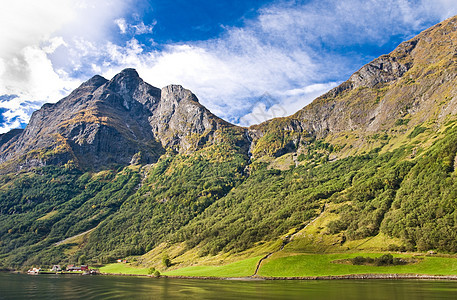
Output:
[98, 263, 150, 275]
[163, 256, 261, 277]
[150, 252, 457, 278]
[258, 253, 457, 277]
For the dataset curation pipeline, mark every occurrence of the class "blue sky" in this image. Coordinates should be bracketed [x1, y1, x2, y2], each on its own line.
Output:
[0, 0, 456, 133]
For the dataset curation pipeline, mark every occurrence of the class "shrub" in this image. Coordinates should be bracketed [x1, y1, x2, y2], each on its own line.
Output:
[350, 254, 407, 266]
[352, 256, 366, 265]
[408, 126, 427, 139]
[375, 254, 394, 266]
[162, 255, 171, 268]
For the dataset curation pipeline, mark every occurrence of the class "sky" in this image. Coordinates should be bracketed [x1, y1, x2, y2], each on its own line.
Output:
[0, 0, 456, 133]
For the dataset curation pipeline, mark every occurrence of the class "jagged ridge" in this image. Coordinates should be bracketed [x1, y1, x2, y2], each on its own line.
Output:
[249, 15, 457, 158]
[0, 69, 245, 172]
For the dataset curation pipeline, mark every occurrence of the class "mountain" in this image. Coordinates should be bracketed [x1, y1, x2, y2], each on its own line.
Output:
[250, 16, 457, 158]
[0, 68, 246, 173]
[0, 16, 457, 271]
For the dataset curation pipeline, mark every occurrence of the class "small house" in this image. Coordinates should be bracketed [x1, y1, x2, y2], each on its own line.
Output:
[66, 265, 88, 271]
[67, 265, 80, 271]
[27, 267, 41, 274]
[51, 265, 61, 272]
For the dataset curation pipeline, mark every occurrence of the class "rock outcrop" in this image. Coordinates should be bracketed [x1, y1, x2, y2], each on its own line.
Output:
[0, 69, 242, 172]
[148, 84, 235, 152]
[248, 15, 457, 157]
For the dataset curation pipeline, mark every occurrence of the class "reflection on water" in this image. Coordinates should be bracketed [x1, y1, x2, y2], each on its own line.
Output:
[1, 273, 457, 299]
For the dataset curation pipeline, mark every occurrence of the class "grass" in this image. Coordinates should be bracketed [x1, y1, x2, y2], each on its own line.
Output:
[37, 210, 58, 221]
[53, 228, 96, 256]
[98, 263, 151, 275]
[163, 256, 261, 277]
[140, 239, 279, 272]
[343, 233, 404, 251]
[268, 153, 295, 171]
[257, 253, 457, 277]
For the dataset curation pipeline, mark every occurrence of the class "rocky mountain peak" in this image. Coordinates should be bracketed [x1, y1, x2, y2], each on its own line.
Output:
[161, 85, 199, 104]
[0, 68, 243, 172]
[106, 68, 141, 94]
[147, 84, 238, 152]
[84, 74, 109, 88]
[102, 68, 161, 111]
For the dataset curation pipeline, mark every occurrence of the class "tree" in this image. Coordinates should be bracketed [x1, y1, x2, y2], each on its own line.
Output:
[162, 255, 171, 267]
[78, 255, 87, 265]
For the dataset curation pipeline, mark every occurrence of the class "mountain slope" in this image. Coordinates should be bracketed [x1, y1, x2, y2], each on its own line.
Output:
[0, 16, 457, 271]
[250, 15, 457, 158]
[0, 69, 247, 173]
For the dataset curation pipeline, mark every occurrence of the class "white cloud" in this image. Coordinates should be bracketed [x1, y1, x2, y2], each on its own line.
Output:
[0, 95, 41, 133]
[256, 0, 457, 48]
[1, 0, 457, 134]
[97, 0, 457, 126]
[0, 0, 77, 58]
[42, 37, 68, 54]
[115, 18, 156, 35]
[238, 82, 338, 126]
[0, 0, 130, 133]
[133, 21, 156, 35]
[115, 18, 128, 34]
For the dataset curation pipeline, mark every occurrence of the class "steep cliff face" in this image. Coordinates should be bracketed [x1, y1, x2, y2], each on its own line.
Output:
[0, 69, 244, 172]
[0, 69, 162, 171]
[249, 15, 457, 158]
[295, 19, 455, 135]
[0, 129, 23, 149]
[148, 84, 237, 152]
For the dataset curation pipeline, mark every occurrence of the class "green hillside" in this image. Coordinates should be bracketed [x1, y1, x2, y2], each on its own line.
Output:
[1, 16, 457, 277]
[2, 120, 457, 271]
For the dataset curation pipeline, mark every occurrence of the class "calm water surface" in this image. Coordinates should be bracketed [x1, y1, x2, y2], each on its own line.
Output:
[1, 272, 457, 299]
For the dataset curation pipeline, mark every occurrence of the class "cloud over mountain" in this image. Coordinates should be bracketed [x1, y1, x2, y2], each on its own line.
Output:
[1, 0, 456, 133]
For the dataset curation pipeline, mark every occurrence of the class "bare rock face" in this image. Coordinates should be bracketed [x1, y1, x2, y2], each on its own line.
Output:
[291, 38, 420, 137]
[349, 55, 412, 89]
[0, 69, 241, 172]
[349, 40, 417, 89]
[103, 68, 161, 111]
[248, 15, 457, 157]
[148, 84, 232, 151]
[0, 129, 23, 149]
[0, 69, 164, 170]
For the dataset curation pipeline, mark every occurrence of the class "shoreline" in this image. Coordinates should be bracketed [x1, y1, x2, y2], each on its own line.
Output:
[4, 270, 457, 281]
[100, 273, 457, 281]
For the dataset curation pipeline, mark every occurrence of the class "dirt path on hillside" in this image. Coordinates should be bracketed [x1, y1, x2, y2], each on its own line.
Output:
[54, 228, 96, 246]
[251, 204, 327, 276]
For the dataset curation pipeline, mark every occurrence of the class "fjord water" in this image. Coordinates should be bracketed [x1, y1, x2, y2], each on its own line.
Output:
[2, 273, 457, 299]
